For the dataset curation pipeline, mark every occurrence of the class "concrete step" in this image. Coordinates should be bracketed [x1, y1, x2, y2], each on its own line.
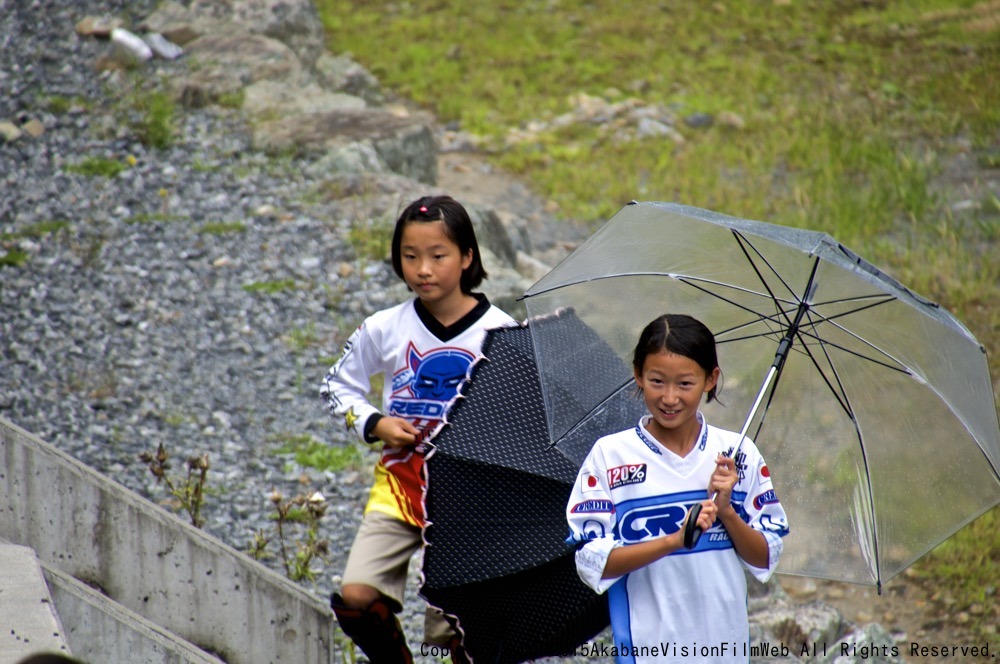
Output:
[43, 561, 226, 664]
[0, 543, 72, 664]
[0, 539, 225, 664]
[0, 417, 338, 664]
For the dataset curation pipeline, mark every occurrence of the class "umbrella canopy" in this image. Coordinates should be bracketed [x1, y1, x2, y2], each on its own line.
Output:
[420, 322, 611, 663]
[521, 201, 1000, 590]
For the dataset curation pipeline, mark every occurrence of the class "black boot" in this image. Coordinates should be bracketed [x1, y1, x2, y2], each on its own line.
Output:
[331, 593, 413, 664]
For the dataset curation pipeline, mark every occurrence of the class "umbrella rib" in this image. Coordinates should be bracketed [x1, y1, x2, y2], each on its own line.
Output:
[806, 294, 897, 325]
[551, 376, 636, 449]
[795, 335, 907, 374]
[679, 276, 912, 375]
[789, 311, 856, 419]
[731, 231, 911, 374]
[751, 307, 882, 588]
[675, 277, 798, 331]
[731, 230, 803, 325]
[793, 303, 913, 375]
[806, 327, 883, 590]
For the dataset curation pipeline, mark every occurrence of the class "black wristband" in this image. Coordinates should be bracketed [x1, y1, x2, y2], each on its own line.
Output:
[363, 413, 384, 443]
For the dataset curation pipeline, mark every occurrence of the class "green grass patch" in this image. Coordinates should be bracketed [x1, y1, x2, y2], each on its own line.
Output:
[242, 279, 298, 294]
[63, 156, 128, 178]
[347, 215, 393, 262]
[2, 220, 69, 240]
[913, 506, 999, 639]
[216, 90, 245, 110]
[0, 248, 29, 268]
[318, 0, 999, 242]
[131, 88, 176, 149]
[43, 95, 88, 114]
[0, 220, 70, 269]
[284, 323, 323, 354]
[273, 434, 367, 473]
[192, 158, 220, 173]
[197, 221, 247, 235]
[124, 212, 186, 225]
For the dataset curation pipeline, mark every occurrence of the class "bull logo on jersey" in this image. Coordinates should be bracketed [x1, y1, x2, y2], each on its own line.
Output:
[388, 343, 475, 434]
[726, 447, 749, 483]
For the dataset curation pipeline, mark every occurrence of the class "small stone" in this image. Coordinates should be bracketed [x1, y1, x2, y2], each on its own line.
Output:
[0, 121, 22, 142]
[22, 119, 45, 138]
[75, 15, 124, 38]
[143, 33, 184, 60]
[684, 112, 714, 128]
[718, 110, 746, 130]
[111, 28, 153, 63]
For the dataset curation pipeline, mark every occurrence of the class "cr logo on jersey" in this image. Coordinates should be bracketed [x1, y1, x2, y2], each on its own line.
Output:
[618, 504, 689, 544]
[608, 464, 646, 489]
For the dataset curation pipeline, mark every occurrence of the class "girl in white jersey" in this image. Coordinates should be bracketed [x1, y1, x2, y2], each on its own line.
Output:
[567, 314, 789, 664]
[321, 196, 515, 663]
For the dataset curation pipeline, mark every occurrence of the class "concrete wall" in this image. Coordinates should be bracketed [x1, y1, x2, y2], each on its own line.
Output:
[0, 417, 336, 664]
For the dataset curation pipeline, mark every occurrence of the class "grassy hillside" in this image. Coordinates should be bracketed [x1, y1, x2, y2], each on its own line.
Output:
[318, 0, 998, 636]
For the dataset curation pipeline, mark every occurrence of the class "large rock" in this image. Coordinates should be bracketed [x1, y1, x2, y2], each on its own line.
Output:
[251, 108, 438, 184]
[139, 0, 325, 67]
[747, 575, 847, 663]
[819, 623, 906, 664]
[313, 52, 385, 105]
[242, 80, 366, 117]
[169, 32, 306, 107]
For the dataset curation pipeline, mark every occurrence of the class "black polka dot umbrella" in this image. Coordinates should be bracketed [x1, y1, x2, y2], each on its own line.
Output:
[420, 317, 636, 663]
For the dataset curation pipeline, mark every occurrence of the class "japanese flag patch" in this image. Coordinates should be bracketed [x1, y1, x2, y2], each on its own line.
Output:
[580, 469, 602, 493]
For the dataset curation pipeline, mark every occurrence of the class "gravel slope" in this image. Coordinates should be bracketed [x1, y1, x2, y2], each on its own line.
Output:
[0, 1, 609, 661]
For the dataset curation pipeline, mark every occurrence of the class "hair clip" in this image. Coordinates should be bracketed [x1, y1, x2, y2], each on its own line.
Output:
[419, 205, 428, 213]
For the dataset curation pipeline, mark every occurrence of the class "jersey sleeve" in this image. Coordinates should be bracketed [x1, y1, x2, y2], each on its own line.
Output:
[319, 320, 383, 443]
[734, 441, 790, 582]
[566, 447, 621, 594]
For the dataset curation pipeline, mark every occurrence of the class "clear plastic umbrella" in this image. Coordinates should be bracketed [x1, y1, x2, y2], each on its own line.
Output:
[521, 201, 1000, 590]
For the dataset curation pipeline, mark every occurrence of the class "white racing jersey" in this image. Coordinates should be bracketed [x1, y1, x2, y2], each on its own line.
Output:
[321, 295, 514, 525]
[567, 415, 790, 663]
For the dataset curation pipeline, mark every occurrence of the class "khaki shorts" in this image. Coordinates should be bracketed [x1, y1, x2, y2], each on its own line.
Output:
[341, 510, 454, 645]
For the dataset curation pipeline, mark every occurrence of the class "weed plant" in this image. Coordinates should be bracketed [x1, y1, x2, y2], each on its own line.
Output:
[130, 85, 175, 149]
[249, 490, 331, 586]
[138, 443, 210, 528]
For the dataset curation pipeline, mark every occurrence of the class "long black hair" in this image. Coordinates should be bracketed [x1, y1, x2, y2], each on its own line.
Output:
[390, 195, 488, 293]
[632, 314, 721, 403]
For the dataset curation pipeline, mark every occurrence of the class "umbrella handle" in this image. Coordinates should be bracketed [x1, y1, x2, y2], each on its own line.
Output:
[683, 502, 704, 549]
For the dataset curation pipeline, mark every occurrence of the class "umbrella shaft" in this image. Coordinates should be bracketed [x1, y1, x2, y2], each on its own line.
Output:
[726, 364, 779, 462]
